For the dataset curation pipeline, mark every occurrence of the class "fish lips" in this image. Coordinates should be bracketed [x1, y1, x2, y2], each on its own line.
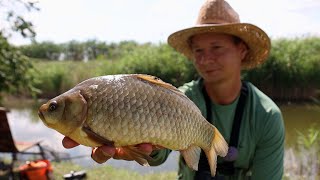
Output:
[38, 110, 45, 121]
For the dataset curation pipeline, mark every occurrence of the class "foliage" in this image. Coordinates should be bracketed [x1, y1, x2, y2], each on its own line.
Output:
[105, 43, 198, 87]
[297, 126, 319, 149]
[0, 0, 39, 101]
[20, 41, 62, 60]
[243, 36, 320, 101]
[110, 40, 140, 59]
[0, 0, 38, 39]
[244, 37, 320, 88]
[19, 40, 141, 61]
[0, 34, 37, 98]
[6, 36, 320, 101]
[27, 43, 198, 98]
[83, 39, 109, 60]
[284, 126, 320, 179]
[29, 60, 104, 98]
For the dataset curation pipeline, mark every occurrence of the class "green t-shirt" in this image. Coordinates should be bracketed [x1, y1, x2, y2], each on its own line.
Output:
[149, 79, 285, 180]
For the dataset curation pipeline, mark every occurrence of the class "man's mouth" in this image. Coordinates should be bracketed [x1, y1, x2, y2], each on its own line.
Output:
[205, 68, 220, 73]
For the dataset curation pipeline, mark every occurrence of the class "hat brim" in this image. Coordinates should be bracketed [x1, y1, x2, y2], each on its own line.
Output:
[167, 23, 271, 69]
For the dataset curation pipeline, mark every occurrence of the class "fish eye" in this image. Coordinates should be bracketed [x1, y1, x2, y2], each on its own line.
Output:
[49, 101, 58, 112]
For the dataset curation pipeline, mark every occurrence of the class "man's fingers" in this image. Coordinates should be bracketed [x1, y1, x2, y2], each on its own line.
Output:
[136, 143, 153, 154]
[63, 139, 163, 164]
[91, 146, 116, 164]
[62, 137, 79, 149]
[136, 143, 165, 154]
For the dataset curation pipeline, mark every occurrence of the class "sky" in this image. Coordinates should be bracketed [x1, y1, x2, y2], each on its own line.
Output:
[6, 0, 320, 45]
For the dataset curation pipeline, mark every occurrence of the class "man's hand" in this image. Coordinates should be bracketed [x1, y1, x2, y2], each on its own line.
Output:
[62, 137, 155, 164]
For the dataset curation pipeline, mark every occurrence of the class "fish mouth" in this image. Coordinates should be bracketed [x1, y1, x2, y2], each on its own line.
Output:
[38, 110, 45, 121]
[38, 104, 46, 121]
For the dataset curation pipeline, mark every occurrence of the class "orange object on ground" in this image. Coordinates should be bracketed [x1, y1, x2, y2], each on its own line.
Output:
[19, 159, 53, 180]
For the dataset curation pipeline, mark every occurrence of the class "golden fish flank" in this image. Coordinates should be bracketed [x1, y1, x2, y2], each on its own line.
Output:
[38, 74, 228, 176]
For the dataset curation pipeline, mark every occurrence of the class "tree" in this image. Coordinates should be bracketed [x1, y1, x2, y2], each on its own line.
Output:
[64, 40, 85, 61]
[0, 34, 34, 93]
[1, 0, 38, 39]
[0, 0, 39, 100]
[20, 41, 62, 60]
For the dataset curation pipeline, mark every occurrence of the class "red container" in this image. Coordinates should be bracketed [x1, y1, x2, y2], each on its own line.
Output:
[19, 159, 53, 180]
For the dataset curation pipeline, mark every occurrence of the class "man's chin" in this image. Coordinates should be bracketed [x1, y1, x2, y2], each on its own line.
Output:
[202, 76, 223, 84]
[203, 71, 221, 79]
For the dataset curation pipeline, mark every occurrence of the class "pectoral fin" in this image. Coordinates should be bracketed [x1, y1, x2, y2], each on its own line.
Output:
[82, 125, 154, 166]
[82, 124, 114, 146]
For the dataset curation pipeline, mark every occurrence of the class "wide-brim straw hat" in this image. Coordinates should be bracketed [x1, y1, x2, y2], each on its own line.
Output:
[168, 0, 271, 69]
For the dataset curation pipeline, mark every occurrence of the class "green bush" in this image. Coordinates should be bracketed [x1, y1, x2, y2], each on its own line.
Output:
[0, 34, 36, 99]
[30, 60, 104, 98]
[244, 37, 320, 88]
[100, 43, 198, 87]
[243, 36, 320, 101]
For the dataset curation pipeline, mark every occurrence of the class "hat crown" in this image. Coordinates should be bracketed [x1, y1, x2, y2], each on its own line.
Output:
[196, 0, 240, 25]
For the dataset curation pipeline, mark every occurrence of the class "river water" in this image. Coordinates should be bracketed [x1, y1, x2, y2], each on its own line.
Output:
[2, 103, 320, 174]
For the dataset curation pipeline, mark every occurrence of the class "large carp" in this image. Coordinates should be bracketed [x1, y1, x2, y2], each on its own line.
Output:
[38, 74, 228, 176]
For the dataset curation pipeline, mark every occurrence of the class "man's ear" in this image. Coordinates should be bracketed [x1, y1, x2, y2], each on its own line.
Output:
[239, 42, 248, 61]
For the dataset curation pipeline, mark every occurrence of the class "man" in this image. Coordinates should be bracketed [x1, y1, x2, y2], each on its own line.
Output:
[63, 0, 285, 179]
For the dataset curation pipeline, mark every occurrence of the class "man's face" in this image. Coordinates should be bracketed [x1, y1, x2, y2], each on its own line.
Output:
[190, 32, 247, 84]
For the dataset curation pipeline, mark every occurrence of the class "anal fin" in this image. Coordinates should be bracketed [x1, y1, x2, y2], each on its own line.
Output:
[180, 146, 201, 171]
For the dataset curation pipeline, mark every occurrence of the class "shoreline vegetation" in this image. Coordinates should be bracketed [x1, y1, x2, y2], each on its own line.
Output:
[8, 36, 320, 103]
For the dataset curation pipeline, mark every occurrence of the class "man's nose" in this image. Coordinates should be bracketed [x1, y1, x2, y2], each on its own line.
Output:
[198, 51, 215, 64]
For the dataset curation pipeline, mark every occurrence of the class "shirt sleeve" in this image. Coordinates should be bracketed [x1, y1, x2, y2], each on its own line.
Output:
[251, 108, 285, 180]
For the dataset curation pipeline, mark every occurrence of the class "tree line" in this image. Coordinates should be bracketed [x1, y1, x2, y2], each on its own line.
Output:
[18, 40, 147, 61]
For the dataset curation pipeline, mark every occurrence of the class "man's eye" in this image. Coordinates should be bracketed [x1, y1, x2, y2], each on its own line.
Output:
[212, 46, 222, 49]
[193, 49, 203, 53]
[49, 101, 58, 111]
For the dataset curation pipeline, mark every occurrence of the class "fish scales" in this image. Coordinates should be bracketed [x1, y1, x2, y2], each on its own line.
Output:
[81, 75, 208, 149]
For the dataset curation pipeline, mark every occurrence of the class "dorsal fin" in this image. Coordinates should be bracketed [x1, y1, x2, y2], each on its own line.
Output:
[135, 74, 187, 98]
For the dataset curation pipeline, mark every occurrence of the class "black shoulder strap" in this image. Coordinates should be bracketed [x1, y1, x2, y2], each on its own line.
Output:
[229, 82, 248, 147]
[196, 81, 248, 177]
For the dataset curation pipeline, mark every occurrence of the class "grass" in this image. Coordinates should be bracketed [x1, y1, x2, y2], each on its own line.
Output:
[0, 161, 176, 180]
[283, 126, 320, 180]
[51, 162, 176, 180]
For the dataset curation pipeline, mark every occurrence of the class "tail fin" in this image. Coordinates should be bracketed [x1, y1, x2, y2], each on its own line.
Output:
[204, 126, 228, 176]
[212, 127, 228, 157]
